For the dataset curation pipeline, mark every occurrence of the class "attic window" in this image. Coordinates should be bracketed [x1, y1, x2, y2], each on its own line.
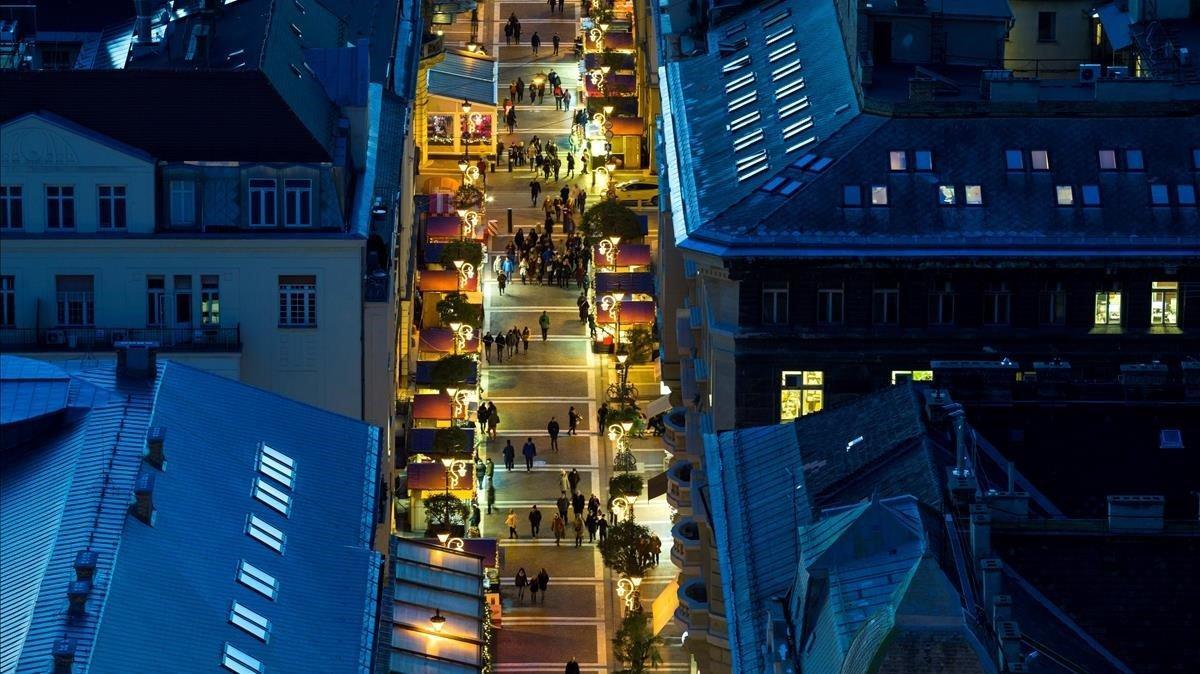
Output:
[782, 117, 814, 140]
[938, 185, 957, 205]
[1081, 184, 1101, 206]
[733, 128, 765, 152]
[1159, 429, 1183, 449]
[724, 72, 756, 93]
[760, 176, 785, 192]
[778, 97, 810, 119]
[293, 0, 307, 13]
[768, 42, 798, 63]
[227, 48, 245, 61]
[914, 151, 933, 171]
[965, 185, 983, 205]
[727, 111, 761, 132]
[237, 560, 279, 600]
[222, 643, 262, 674]
[1125, 149, 1144, 171]
[735, 151, 770, 182]
[786, 136, 817, 154]
[289, 63, 303, 78]
[808, 157, 833, 172]
[1030, 150, 1050, 171]
[871, 186, 889, 206]
[230, 601, 271, 642]
[254, 478, 292, 516]
[765, 26, 795, 46]
[290, 23, 303, 39]
[727, 91, 758, 112]
[258, 444, 295, 488]
[1179, 184, 1197, 205]
[1098, 149, 1117, 170]
[1004, 149, 1023, 171]
[1055, 185, 1074, 206]
[889, 151, 907, 171]
[246, 514, 286, 553]
[792, 154, 817, 169]
[778, 179, 803, 195]
[842, 185, 862, 206]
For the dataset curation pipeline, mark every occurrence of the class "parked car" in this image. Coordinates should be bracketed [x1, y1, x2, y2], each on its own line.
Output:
[614, 177, 659, 206]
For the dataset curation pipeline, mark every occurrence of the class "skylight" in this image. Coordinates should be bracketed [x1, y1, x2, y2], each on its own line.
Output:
[760, 176, 786, 192]
[808, 157, 833, 172]
[966, 185, 983, 205]
[782, 117, 814, 140]
[258, 443, 295, 488]
[1098, 149, 1117, 170]
[1055, 185, 1074, 206]
[723, 22, 747, 38]
[254, 478, 292, 516]
[722, 55, 752, 74]
[778, 97, 810, 119]
[762, 8, 791, 29]
[222, 643, 262, 674]
[728, 111, 761, 132]
[725, 72, 756, 93]
[1150, 184, 1169, 205]
[718, 37, 749, 56]
[775, 79, 805, 100]
[246, 515, 285, 553]
[1125, 149, 1144, 170]
[786, 136, 817, 154]
[1030, 150, 1050, 171]
[765, 26, 795, 46]
[1179, 184, 1197, 205]
[1004, 149, 1023, 170]
[778, 179, 803, 195]
[736, 150, 769, 171]
[230, 602, 271, 642]
[792, 154, 818, 169]
[1081, 184, 1101, 206]
[768, 42, 798, 63]
[237, 560, 279, 600]
[733, 129, 765, 152]
[727, 91, 758, 113]
[771, 60, 802, 82]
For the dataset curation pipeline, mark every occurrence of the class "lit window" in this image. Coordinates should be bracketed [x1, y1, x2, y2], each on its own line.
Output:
[278, 275, 317, 326]
[873, 286, 899, 325]
[56, 275, 94, 327]
[170, 180, 196, 226]
[1004, 150, 1023, 170]
[914, 150, 933, 171]
[889, 151, 907, 171]
[1125, 149, 1144, 171]
[1098, 150, 1117, 170]
[0, 186, 23, 229]
[817, 287, 844, 324]
[842, 185, 862, 206]
[254, 478, 292, 516]
[928, 282, 955, 325]
[1094, 290, 1121, 326]
[965, 185, 983, 205]
[762, 282, 789, 324]
[98, 185, 127, 229]
[246, 514, 285, 553]
[1081, 184, 1101, 206]
[1055, 185, 1074, 206]
[870, 186, 888, 205]
[222, 643, 262, 674]
[237, 560, 278, 599]
[983, 282, 1011, 325]
[1151, 281, 1179, 326]
[249, 179, 277, 226]
[258, 443, 295, 487]
[1150, 184, 1169, 205]
[1030, 150, 1050, 171]
[1178, 184, 1197, 205]
[938, 185, 956, 205]
[780, 371, 823, 421]
[891, 370, 933, 385]
[1039, 281, 1066, 325]
[230, 601, 271, 641]
[201, 275, 220, 325]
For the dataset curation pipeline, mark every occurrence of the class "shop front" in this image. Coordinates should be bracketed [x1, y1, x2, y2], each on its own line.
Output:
[418, 49, 498, 164]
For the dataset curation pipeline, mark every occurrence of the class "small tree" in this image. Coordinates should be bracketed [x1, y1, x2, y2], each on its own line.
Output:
[430, 354, 475, 389]
[436, 292, 483, 327]
[606, 406, 644, 436]
[432, 426, 470, 454]
[580, 200, 641, 244]
[599, 521, 659, 580]
[612, 612, 664, 674]
[423, 493, 470, 536]
[609, 473, 644, 499]
[624, 325, 656, 365]
[439, 238, 485, 270]
[453, 183, 484, 210]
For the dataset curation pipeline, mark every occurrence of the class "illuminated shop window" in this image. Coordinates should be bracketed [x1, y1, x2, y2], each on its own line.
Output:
[780, 371, 823, 421]
[1094, 290, 1122, 326]
[1150, 281, 1179, 326]
[891, 370, 933, 385]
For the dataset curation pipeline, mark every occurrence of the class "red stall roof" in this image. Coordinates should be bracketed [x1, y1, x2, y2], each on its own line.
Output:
[593, 243, 651, 268]
[408, 461, 475, 490]
[412, 393, 453, 420]
[418, 270, 477, 293]
[421, 328, 481, 354]
[608, 117, 645, 136]
[595, 300, 656, 325]
[427, 214, 464, 239]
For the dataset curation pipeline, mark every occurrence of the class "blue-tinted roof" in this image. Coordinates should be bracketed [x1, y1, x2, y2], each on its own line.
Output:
[428, 50, 498, 106]
[0, 356, 71, 426]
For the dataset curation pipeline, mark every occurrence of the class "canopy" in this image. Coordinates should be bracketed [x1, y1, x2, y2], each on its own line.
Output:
[420, 328, 480, 354]
[603, 31, 635, 51]
[409, 427, 476, 454]
[594, 271, 655, 295]
[609, 116, 645, 136]
[422, 241, 446, 267]
[427, 214, 464, 239]
[415, 360, 479, 386]
[596, 300, 655, 325]
[593, 243, 651, 268]
[418, 269, 477, 293]
[585, 74, 636, 97]
[412, 393, 453, 420]
[587, 97, 639, 117]
[407, 460, 475, 490]
[428, 49, 498, 105]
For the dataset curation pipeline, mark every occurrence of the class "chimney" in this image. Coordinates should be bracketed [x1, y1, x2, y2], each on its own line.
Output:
[144, 426, 166, 469]
[131, 472, 156, 525]
[116, 342, 158, 380]
[993, 594, 1013, 622]
[980, 558, 1003, 608]
[133, 0, 155, 45]
[985, 489, 1030, 522]
[997, 620, 1022, 668]
[970, 504, 991, 561]
[1107, 495, 1164, 532]
[66, 580, 91, 617]
[52, 638, 76, 674]
[73, 550, 97, 581]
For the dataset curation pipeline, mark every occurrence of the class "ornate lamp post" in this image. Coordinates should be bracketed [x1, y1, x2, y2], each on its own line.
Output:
[448, 322, 474, 355]
[610, 419, 637, 474]
[430, 609, 447, 632]
[599, 292, 624, 351]
[598, 235, 621, 271]
[459, 99, 472, 166]
[452, 259, 476, 291]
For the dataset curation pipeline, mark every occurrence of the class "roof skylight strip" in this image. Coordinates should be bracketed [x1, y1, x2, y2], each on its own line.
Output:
[765, 26, 795, 46]
[771, 60, 801, 81]
[246, 514, 285, 553]
[222, 643, 262, 674]
[776, 78, 806, 100]
[254, 478, 292, 516]
[727, 91, 758, 113]
[762, 8, 791, 29]
[736, 150, 769, 170]
[723, 21, 747, 38]
[728, 111, 761, 132]
[237, 561, 279, 600]
[722, 55, 751, 74]
[737, 163, 772, 182]
[230, 602, 271, 642]
[768, 42, 798, 63]
[782, 117, 815, 140]
[733, 129, 765, 152]
[725, 72, 756, 93]
[779, 97, 811, 119]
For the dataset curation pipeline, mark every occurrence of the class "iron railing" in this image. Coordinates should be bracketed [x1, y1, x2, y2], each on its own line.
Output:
[0, 326, 241, 352]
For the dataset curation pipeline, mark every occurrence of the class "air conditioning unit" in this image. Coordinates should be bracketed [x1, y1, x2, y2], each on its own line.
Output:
[982, 69, 1014, 81]
[1079, 64, 1101, 83]
[1106, 66, 1130, 79]
[46, 330, 66, 345]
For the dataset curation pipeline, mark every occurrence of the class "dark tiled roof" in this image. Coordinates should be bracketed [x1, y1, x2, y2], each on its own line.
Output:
[694, 115, 1200, 251]
[24, 0, 133, 32]
[0, 70, 331, 162]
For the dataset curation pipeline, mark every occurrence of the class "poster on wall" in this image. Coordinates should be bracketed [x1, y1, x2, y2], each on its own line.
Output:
[427, 115, 454, 145]
[461, 113, 493, 145]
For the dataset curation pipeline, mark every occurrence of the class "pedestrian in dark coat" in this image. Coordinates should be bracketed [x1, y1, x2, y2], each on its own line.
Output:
[503, 440, 516, 470]
[556, 490, 570, 521]
[585, 512, 598, 542]
[528, 505, 542, 537]
[487, 484, 496, 514]
[522, 437, 537, 470]
[537, 568, 549, 603]
[530, 32, 541, 55]
[565, 658, 581, 674]
[597, 403, 609, 432]
[598, 515, 607, 542]
[530, 179, 541, 206]
[477, 404, 490, 431]
[515, 567, 528, 601]
[522, 326, 531, 352]
[547, 417, 560, 451]
[572, 492, 585, 519]
[573, 515, 584, 547]
[567, 467, 580, 494]
[588, 494, 600, 516]
[567, 406, 580, 435]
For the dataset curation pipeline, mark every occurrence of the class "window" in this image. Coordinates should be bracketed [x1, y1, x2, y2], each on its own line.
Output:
[762, 281, 789, 324]
[1194, 148, 1200, 170]
[230, 601, 271, 642]
[1094, 289, 1122, 325]
[97, 185, 127, 229]
[1125, 149, 1144, 171]
[284, 179, 312, 226]
[938, 185, 957, 205]
[983, 282, 1011, 325]
[842, 185, 862, 206]
[246, 514, 285, 553]
[889, 151, 907, 171]
[1039, 281, 1066, 325]
[965, 185, 983, 205]
[147, 276, 166, 326]
[1037, 11, 1057, 42]
[1150, 184, 1169, 205]
[870, 186, 889, 205]
[46, 186, 75, 229]
[56, 275, 94, 326]
[1030, 150, 1050, 171]
[1081, 184, 1101, 206]
[1004, 150, 1023, 171]
[817, 287, 844, 324]
[780, 371, 823, 421]
[891, 370, 933, 385]
[1098, 150, 1117, 170]
[222, 642, 262, 674]
[1055, 185, 1074, 206]
[237, 560, 279, 600]
[0, 186, 22, 228]
[174, 275, 192, 325]
[928, 282, 955, 325]
[914, 150, 933, 171]
[1151, 281, 1179, 326]
[249, 179, 277, 226]
[254, 478, 292, 516]
[0, 276, 13, 327]
[1178, 184, 1197, 205]
[200, 275, 220, 325]
[278, 275, 317, 326]
[169, 180, 195, 226]
[873, 286, 899, 325]
[258, 443, 296, 488]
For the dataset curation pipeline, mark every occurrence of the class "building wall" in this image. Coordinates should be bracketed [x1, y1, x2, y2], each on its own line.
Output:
[1007, 0, 1097, 75]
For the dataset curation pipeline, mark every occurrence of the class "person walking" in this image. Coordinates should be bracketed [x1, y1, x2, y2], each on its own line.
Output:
[487, 408, 500, 439]
[482, 331, 493, 363]
[515, 567, 528, 601]
[522, 436, 537, 470]
[487, 482, 496, 514]
[547, 417, 560, 452]
[530, 178, 542, 206]
[650, 535, 662, 565]
[565, 657, 581, 674]
[516, 76, 525, 103]
[497, 270, 507, 296]
[572, 491, 585, 520]
[577, 295, 589, 322]
[506, 107, 517, 134]
[546, 0, 555, 14]
[539, 310, 551, 340]
[552, 33, 560, 56]
[585, 511, 598, 542]
[506, 510, 519, 540]
[557, 0, 564, 13]
[528, 504, 542, 537]
[598, 403, 609, 432]
[528, 575, 539, 603]
[588, 493, 600, 517]
[537, 568, 549, 603]
[560, 469, 570, 495]
[556, 490, 570, 522]
[567, 467, 580, 494]
[504, 22, 514, 45]
[477, 402, 490, 432]
[567, 406, 580, 436]
[552, 512, 565, 545]
[573, 515, 584, 547]
[503, 439, 516, 470]
[522, 326, 531, 353]
[530, 32, 540, 56]
[486, 457, 495, 484]
[597, 514, 608, 542]
[508, 328, 520, 357]
[566, 153, 575, 178]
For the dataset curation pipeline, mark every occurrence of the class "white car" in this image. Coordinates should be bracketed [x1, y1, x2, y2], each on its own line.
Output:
[614, 178, 659, 206]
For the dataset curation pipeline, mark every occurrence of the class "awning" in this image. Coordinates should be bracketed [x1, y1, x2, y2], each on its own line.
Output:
[651, 579, 680, 636]
[427, 214, 463, 239]
[593, 243, 651, 268]
[408, 460, 475, 490]
[584, 52, 636, 71]
[644, 395, 673, 419]
[422, 242, 446, 268]
[596, 300, 656, 325]
[408, 427, 477, 453]
[585, 74, 636, 97]
[418, 269, 477, 292]
[428, 49, 498, 105]
[595, 271, 655, 295]
[648, 470, 669, 499]
[1096, 3, 1133, 50]
[609, 116, 645, 136]
[603, 31, 635, 51]
[412, 393, 453, 420]
[420, 328, 480, 354]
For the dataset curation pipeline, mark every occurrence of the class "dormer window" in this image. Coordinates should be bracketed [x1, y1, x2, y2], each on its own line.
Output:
[1177, 184, 1196, 205]
[1098, 150, 1117, 170]
[889, 151, 907, 171]
[938, 185, 956, 205]
[1150, 184, 1169, 206]
[1004, 150, 1023, 171]
[870, 186, 888, 206]
[249, 179, 277, 226]
[1055, 185, 1074, 206]
[914, 151, 933, 171]
[1030, 150, 1050, 171]
[842, 185, 862, 206]
[965, 185, 983, 205]
[1125, 149, 1144, 171]
[1081, 184, 1101, 206]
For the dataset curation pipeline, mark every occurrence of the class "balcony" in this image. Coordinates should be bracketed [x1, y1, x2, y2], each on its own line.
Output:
[670, 518, 702, 574]
[0, 326, 241, 353]
[662, 407, 686, 457]
[666, 459, 693, 516]
[675, 576, 709, 634]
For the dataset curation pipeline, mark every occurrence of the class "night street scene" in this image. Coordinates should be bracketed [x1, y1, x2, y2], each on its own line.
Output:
[0, 0, 1198, 672]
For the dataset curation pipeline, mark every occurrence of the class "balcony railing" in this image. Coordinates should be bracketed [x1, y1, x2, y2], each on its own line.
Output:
[0, 326, 242, 353]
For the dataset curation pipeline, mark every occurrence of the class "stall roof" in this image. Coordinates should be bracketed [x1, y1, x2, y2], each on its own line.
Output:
[414, 538, 500, 568]
[596, 300, 656, 324]
[408, 460, 475, 490]
[603, 31, 635, 50]
[415, 360, 480, 387]
[422, 242, 446, 268]
[408, 427, 477, 453]
[593, 243, 652, 267]
[427, 214, 463, 239]
[595, 271, 655, 295]
[388, 538, 484, 673]
[584, 52, 636, 71]
[586, 74, 637, 97]
[412, 393, 453, 420]
[421, 328, 481, 354]
[419, 269, 478, 293]
[428, 49, 498, 105]
[608, 116, 645, 136]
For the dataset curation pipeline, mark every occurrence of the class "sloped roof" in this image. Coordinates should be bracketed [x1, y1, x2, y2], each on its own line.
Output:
[428, 50, 498, 105]
[388, 538, 484, 672]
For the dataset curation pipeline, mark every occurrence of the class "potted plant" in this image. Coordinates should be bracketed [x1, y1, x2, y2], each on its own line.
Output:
[580, 200, 641, 244]
[453, 184, 485, 210]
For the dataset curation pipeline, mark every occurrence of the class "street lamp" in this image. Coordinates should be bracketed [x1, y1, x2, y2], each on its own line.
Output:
[452, 259, 476, 291]
[460, 99, 472, 167]
[602, 104, 614, 116]
[609, 419, 637, 474]
[430, 609, 447, 632]
[600, 292, 624, 351]
[447, 322, 473, 355]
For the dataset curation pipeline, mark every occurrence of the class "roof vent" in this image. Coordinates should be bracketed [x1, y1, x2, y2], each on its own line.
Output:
[131, 472, 156, 525]
[145, 426, 167, 469]
[1107, 495, 1164, 532]
[1160, 429, 1183, 449]
[116, 341, 158, 380]
[52, 638, 76, 673]
[73, 551, 98, 581]
[997, 620, 1022, 669]
[66, 580, 91, 617]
